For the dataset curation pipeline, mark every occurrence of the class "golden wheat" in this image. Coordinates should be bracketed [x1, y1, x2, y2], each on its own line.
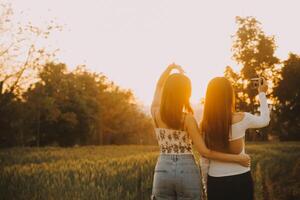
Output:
[0, 143, 299, 200]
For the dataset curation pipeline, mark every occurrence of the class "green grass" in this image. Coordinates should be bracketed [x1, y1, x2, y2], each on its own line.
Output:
[246, 142, 300, 200]
[0, 143, 299, 200]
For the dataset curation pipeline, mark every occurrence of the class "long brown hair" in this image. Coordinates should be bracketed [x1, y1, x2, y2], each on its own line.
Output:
[160, 73, 194, 130]
[201, 77, 235, 153]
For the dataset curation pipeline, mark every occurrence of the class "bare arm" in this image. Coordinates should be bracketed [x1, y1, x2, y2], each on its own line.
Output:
[151, 63, 184, 116]
[186, 114, 250, 167]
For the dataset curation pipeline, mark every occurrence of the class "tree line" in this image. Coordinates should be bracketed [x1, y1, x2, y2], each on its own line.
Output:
[0, 5, 299, 147]
[0, 62, 155, 147]
[0, 4, 155, 147]
[225, 16, 300, 141]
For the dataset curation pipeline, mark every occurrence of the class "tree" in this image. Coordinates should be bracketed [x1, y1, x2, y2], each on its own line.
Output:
[273, 53, 300, 140]
[99, 86, 155, 145]
[23, 62, 155, 147]
[0, 4, 61, 98]
[231, 16, 279, 111]
[224, 66, 248, 111]
[0, 4, 61, 147]
[224, 17, 280, 141]
[0, 3, 155, 147]
[24, 63, 104, 146]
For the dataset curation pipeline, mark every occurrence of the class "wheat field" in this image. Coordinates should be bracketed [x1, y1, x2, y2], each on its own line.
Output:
[0, 143, 299, 200]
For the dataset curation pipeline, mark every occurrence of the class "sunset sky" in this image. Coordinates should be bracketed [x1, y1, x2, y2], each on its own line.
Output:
[10, 0, 300, 105]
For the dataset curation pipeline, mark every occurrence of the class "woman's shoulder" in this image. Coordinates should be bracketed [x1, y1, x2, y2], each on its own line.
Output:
[232, 112, 247, 124]
[233, 112, 245, 117]
[184, 112, 199, 128]
[184, 112, 196, 120]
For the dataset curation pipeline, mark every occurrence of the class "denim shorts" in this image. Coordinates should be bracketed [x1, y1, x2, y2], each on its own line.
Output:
[151, 154, 203, 200]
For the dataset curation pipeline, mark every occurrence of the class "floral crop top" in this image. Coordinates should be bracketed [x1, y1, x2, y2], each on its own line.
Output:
[155, 128, 193, 154]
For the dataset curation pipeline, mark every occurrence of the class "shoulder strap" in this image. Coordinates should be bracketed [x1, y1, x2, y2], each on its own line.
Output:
[182, 113, 187, 131]
[153, 110, 159, 128]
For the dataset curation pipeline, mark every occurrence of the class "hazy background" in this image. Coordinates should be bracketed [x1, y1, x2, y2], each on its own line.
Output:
[11, 0, 300, 105]
[1, 2, 300, 199]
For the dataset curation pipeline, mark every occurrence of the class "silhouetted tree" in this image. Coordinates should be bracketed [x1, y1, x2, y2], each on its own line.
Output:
[273, 53, 300, 140]
[231, 16, 279, 109]
[0, 4, 61, 147]
[224, 66, 248, 111]
[21, 62, 155, 147]
[226, 16, 280, 140]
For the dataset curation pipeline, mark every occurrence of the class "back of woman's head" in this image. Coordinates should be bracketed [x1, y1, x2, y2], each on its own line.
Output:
[160, 73, 193, 130]
[202, 77, 235, 153]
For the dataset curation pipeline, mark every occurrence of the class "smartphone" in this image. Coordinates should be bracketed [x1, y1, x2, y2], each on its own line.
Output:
[250, 77, 264, 89]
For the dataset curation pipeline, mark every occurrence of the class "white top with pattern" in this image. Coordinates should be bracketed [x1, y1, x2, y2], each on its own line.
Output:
[155, 128, 193, 154]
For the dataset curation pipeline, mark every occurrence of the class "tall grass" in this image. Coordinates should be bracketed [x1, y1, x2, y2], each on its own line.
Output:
[0, 143, 299, 200]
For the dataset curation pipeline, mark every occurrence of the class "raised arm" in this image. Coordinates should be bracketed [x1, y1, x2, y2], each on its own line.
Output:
[151, 63, 184, 116]
[185, 114, 250, 167]
[246, 78, 270, 129]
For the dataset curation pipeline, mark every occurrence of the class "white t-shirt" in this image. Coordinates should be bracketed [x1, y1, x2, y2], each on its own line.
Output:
[202, 92, 270, 178]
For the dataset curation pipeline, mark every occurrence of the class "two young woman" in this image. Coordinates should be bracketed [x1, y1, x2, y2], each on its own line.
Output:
[151, 64, 270, 200]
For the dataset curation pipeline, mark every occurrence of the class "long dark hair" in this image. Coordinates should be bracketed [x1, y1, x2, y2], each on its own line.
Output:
[160, 73, 194, 130]
[201, 77, 235, 153]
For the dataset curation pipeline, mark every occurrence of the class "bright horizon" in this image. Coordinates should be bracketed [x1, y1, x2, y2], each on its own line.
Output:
[10, 0, 300, 105]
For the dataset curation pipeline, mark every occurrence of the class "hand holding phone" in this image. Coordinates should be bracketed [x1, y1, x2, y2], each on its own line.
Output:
[258, 77, 268, 93]
[250, 77, 268, 93]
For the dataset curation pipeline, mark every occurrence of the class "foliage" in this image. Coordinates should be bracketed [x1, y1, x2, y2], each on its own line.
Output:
[247, 143, 300, 200]
[0, 3, 62, 147]
[0, 143, 299, 200]
[0, 3, 61, 95]
[0, 4, 155, 147]
[0, 62, 155, 147]
[273, 53, 300, 140]
[229, 16, 279, 109]
[224, 66, 248, 111]
[227, 16, 300, 141]
[225, 16, 280, 141]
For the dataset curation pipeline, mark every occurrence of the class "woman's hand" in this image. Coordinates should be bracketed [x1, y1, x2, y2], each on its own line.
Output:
[238, 154, 251, 167]
[167, 63, 185, 74]
[258, 77, 268, 93]
[151, 62, 184, 114]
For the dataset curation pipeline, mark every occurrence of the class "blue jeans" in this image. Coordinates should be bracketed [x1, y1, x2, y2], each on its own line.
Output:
[151, 154, 203, 200]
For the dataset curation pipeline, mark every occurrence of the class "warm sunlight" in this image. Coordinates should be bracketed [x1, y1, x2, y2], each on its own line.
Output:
[10, 0, 300, 105]
[2, 1, 300, 200]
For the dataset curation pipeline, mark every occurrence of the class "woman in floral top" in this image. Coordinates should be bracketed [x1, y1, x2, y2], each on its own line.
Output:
[151, 63, 250, 200]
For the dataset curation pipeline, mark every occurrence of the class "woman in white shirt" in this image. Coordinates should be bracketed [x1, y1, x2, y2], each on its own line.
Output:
[151, 64, 251, 200]
[201, 77, 270, 200]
